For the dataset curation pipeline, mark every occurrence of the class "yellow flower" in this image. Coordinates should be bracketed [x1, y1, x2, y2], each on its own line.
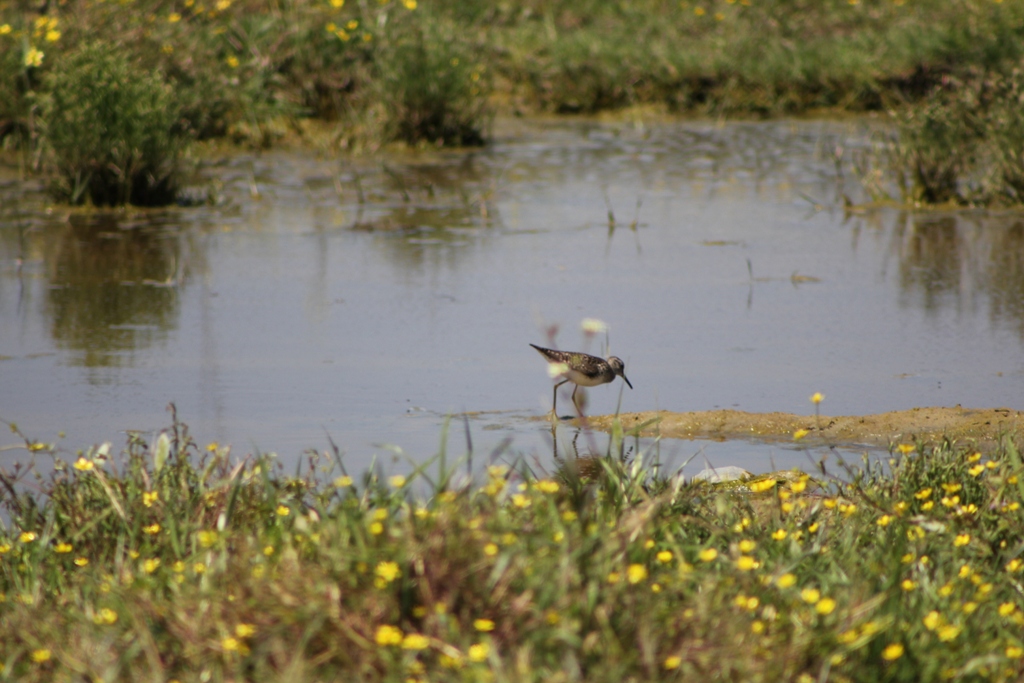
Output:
[735, 556, 758, 571]
[142, 491, 158, 507]
[1006, 559, 1023, 573]
[468, 642, 489, 662]
[375, 561, 401, 584]
[607, 571, 621, 584]
[334, 475, 353, 487]
[776, 573, 797, 588]
[45, 30, 60, 42]
[748, 478, 776, 493]
[24, 46, 44, 66]
[484, 543, 498, 556]
[54, 542, 72, 553]
[876, 515, 892, 527]
[401, 633, 429, 650]
[816, 597, 836, 615]
[0, 24, 12, 35]
[810, 392, 824, 405]
[627, 564, 648, 584]
[276, 505, 290, 516]
[375, 624, 403, 646]
[657, 550, 673, 564]
[953, 534, 970, 547]
[941, 495, 960, 508]
[962, 601, 978, 613]
[921, 501, 934, 511]
[73, 457, 94, 471]
[74, 557, 89, 567]
[388, 475, 406, 488]
[511, 494, 531, 508]
[222, 636, 240, 651]
[937, 624, 961, 642]
[897, 443, 915, 455]
[216, 0, 231, 9]
[401, 0, 417, 8]
[536, 480, 560, 493]
[143, 523, 161, 535]
[226, 55, 239, 68]
[808, 522, 820, 533]
[968, 465, 985, 477]
[800, 588, 820, 604]
[738, 539, 756, 553]
[93, 607, 118, 625]
[790, 479, 807, 493]
[882, 643, 904, 661]
[198, 530, 218, 548]
[901, 579, 916, 591]
[938, 583, 953, 597]
[1007, 646, 1024, 659]
[907, 526, 925, 540]
[369, 522, 384, 535]
[20, 531, 37, 543]
[664, 655, 682, 670]
[967, 452, 982, 463]
[698, 548, 718, 562]
[474, 618, 495, 632]
[792, 428, 810, 440]
[999, 602, 1016, 617]
[923, 611, 942, 630]
[772, 529, 788, 540]
[143, 558, 160, 574]
[942, 483, 962, 494]
[168, 12, 181, 22]
[330, 0, 344, 6]
[30, 649, 51, 663]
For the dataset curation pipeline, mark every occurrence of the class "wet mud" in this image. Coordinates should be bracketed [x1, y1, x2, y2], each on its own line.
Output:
[589, 406, 1024, 449]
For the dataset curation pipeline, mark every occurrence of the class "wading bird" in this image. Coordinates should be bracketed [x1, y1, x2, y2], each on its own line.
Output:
[530, 344, 632, 415]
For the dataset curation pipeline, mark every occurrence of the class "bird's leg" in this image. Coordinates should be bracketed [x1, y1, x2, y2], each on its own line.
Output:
[553, 379, 569, 416]
[571, 385, 581, 416]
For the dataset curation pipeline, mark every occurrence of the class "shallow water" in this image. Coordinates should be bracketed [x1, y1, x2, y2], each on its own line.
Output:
[2, 117, 1023, 476]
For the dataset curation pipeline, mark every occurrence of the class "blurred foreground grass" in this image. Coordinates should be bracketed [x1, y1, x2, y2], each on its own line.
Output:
[3, 414, 1024, 682]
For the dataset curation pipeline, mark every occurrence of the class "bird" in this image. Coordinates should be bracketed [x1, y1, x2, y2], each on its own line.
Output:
[530, 344, 632, 415]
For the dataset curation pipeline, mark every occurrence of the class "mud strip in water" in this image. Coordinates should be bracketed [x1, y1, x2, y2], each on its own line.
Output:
[586, 407, 1024, 449]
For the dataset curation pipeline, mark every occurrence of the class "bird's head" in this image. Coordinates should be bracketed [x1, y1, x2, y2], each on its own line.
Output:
[607, 356, 632, 389]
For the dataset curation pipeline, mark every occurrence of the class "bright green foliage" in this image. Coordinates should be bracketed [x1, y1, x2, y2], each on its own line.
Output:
[2, 417, 1024, 682]
[40, 43, 185, 206]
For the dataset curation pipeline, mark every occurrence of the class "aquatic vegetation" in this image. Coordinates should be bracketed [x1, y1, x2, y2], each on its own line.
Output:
[2, 412, 1024, 681]
[40, 42, 185, 206]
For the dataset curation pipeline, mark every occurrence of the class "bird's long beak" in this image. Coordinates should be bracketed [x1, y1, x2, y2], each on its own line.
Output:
[622, 375, 633, 390]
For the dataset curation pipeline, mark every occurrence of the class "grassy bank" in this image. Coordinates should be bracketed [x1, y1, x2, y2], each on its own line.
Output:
[1, 0, 1023, 205]
[2, 415, 1024, 681]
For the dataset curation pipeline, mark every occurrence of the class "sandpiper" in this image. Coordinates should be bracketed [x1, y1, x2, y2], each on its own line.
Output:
[530, 344, 632, 415]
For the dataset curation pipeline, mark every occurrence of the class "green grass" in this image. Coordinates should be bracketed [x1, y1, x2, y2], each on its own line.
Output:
[3, 414, 1024, 681]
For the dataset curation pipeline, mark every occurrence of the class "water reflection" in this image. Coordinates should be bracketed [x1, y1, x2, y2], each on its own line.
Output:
[43, 215, 183, 373]
[888, 211, 1024, 338]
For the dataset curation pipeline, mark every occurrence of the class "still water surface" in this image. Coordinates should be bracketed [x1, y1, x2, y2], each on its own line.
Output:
[2, 118, 1023, 477]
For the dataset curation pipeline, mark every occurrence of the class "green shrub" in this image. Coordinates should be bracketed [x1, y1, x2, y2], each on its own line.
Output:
[982, 67, 1024, 205]
[40, 42, 187, 206]
[375, 15, 490, 146]
[888, 83, 982, 205]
